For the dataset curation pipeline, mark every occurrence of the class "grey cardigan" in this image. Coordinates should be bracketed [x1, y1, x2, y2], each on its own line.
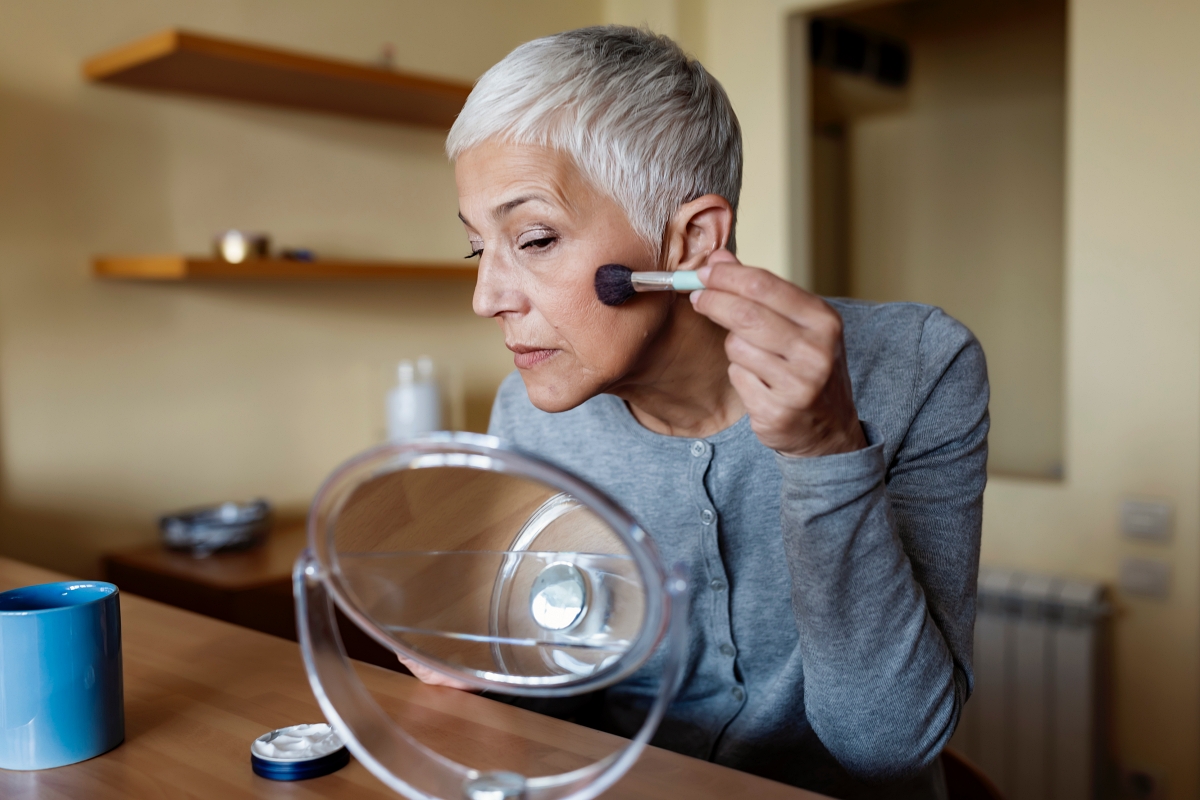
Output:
[487, 299, 989, 799]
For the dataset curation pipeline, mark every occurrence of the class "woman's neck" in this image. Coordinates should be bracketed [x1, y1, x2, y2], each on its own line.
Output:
[610, 297, 745, 439]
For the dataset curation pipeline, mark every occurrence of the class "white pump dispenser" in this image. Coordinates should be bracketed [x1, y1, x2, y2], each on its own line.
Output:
[386, 357, 442, 442]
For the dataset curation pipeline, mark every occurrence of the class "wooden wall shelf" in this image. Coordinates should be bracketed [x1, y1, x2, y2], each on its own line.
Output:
[93, 255, 478, 282]
[83, 29, 473, 129]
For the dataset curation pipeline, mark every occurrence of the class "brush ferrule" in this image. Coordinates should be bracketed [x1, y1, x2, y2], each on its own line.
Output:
[630, 271, 704, 292]
[630, 272, 676, 291]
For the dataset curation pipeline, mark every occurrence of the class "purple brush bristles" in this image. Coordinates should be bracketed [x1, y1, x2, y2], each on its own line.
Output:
[594, 263, 637, 306]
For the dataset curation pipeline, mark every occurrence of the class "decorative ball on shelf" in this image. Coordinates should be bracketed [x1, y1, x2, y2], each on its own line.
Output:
[214, 231, 270, 264]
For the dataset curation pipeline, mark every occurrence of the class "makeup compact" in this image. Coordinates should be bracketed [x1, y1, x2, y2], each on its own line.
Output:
[250, 723, 349, 781]
[294, 432, 689, 800]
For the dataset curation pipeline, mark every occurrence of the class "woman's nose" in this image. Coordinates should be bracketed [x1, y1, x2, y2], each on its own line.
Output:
[472, 255, 528, 319]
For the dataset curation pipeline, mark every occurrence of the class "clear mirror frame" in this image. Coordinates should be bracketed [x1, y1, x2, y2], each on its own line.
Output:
[295, 432, 690, 800]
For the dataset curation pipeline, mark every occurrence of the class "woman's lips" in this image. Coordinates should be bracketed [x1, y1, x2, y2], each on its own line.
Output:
[508, 345, 559, 369]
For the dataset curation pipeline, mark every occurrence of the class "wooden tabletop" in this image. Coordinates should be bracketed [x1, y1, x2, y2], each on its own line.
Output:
[0, 558, 823, 799]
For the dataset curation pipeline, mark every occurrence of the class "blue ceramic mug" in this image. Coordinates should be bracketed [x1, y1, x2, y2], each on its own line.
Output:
[0, 581, 125, 770]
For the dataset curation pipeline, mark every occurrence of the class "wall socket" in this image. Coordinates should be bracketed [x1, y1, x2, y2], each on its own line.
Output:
[1118, 557, 1170, 599]
[1121, 498, 1172, 543]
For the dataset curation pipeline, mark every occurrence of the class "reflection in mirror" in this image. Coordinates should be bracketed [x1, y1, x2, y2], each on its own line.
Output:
[327, 467, 646, 682]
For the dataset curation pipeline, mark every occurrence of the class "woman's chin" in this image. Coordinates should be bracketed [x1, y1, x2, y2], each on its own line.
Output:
[521, 372, 602, 414]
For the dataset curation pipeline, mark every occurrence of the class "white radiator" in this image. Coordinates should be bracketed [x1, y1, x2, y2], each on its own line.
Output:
[950, 567, 1109, 800]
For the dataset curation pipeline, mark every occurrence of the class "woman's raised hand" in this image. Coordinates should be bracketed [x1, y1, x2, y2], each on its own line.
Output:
[690, 249, 867, 458]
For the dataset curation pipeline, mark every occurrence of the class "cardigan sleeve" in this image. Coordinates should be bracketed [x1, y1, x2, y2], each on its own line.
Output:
[775, 309, 989, 781]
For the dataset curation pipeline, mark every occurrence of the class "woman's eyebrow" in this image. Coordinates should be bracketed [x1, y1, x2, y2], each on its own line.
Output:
[457, 193, 554, 228]
[492, 194, 548, 220]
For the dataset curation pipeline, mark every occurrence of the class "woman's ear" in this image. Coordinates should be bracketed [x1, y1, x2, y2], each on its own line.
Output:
[662, 194, 733, 272]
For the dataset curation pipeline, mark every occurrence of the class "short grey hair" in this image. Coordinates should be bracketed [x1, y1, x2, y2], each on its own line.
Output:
[447, 26, 743, 254]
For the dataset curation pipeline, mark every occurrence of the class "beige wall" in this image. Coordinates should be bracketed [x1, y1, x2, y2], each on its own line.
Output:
[846, 0, 1067, 479]
[605, 0, 708, 59]
[0, 0, 603, 576]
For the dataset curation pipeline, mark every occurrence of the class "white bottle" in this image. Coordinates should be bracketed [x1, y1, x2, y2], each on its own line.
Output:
[386, 357, 442, 442]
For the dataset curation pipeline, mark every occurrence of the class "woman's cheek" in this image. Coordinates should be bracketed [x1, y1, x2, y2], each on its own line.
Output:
[564, 291, 630, 365]
[584, 306, 666, 384]
[527, 258, 667, 400]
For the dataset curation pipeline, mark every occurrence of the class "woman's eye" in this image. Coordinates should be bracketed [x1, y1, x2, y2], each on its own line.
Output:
[519, 236, 557, 250]
[464, 248, 483, 260]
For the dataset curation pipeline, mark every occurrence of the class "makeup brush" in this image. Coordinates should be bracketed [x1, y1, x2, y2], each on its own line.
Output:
[593, 264, 705, 307]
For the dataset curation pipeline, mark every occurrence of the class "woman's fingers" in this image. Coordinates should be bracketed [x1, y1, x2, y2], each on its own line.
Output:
[696, 251, 833, 331]
[691, 249, 866, 458]
[692, 287, 821, 359]
[724, 333, 826, 399]
[727, 362, 770, 407]
[397, 655, 478, 691]
[691, 252, 844, 355]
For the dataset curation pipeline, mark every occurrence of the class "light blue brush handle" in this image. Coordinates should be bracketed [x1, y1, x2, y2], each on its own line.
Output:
[671, 271, 705, 291]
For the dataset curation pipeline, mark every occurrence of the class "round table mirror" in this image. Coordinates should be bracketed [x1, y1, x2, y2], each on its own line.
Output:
[296, 433, 688, 800]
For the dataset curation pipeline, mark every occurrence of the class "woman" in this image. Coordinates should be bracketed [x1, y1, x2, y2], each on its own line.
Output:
[409, 26, 988, 800]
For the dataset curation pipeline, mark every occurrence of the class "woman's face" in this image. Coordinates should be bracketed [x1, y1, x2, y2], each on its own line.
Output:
[458, 141, 672, 412]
